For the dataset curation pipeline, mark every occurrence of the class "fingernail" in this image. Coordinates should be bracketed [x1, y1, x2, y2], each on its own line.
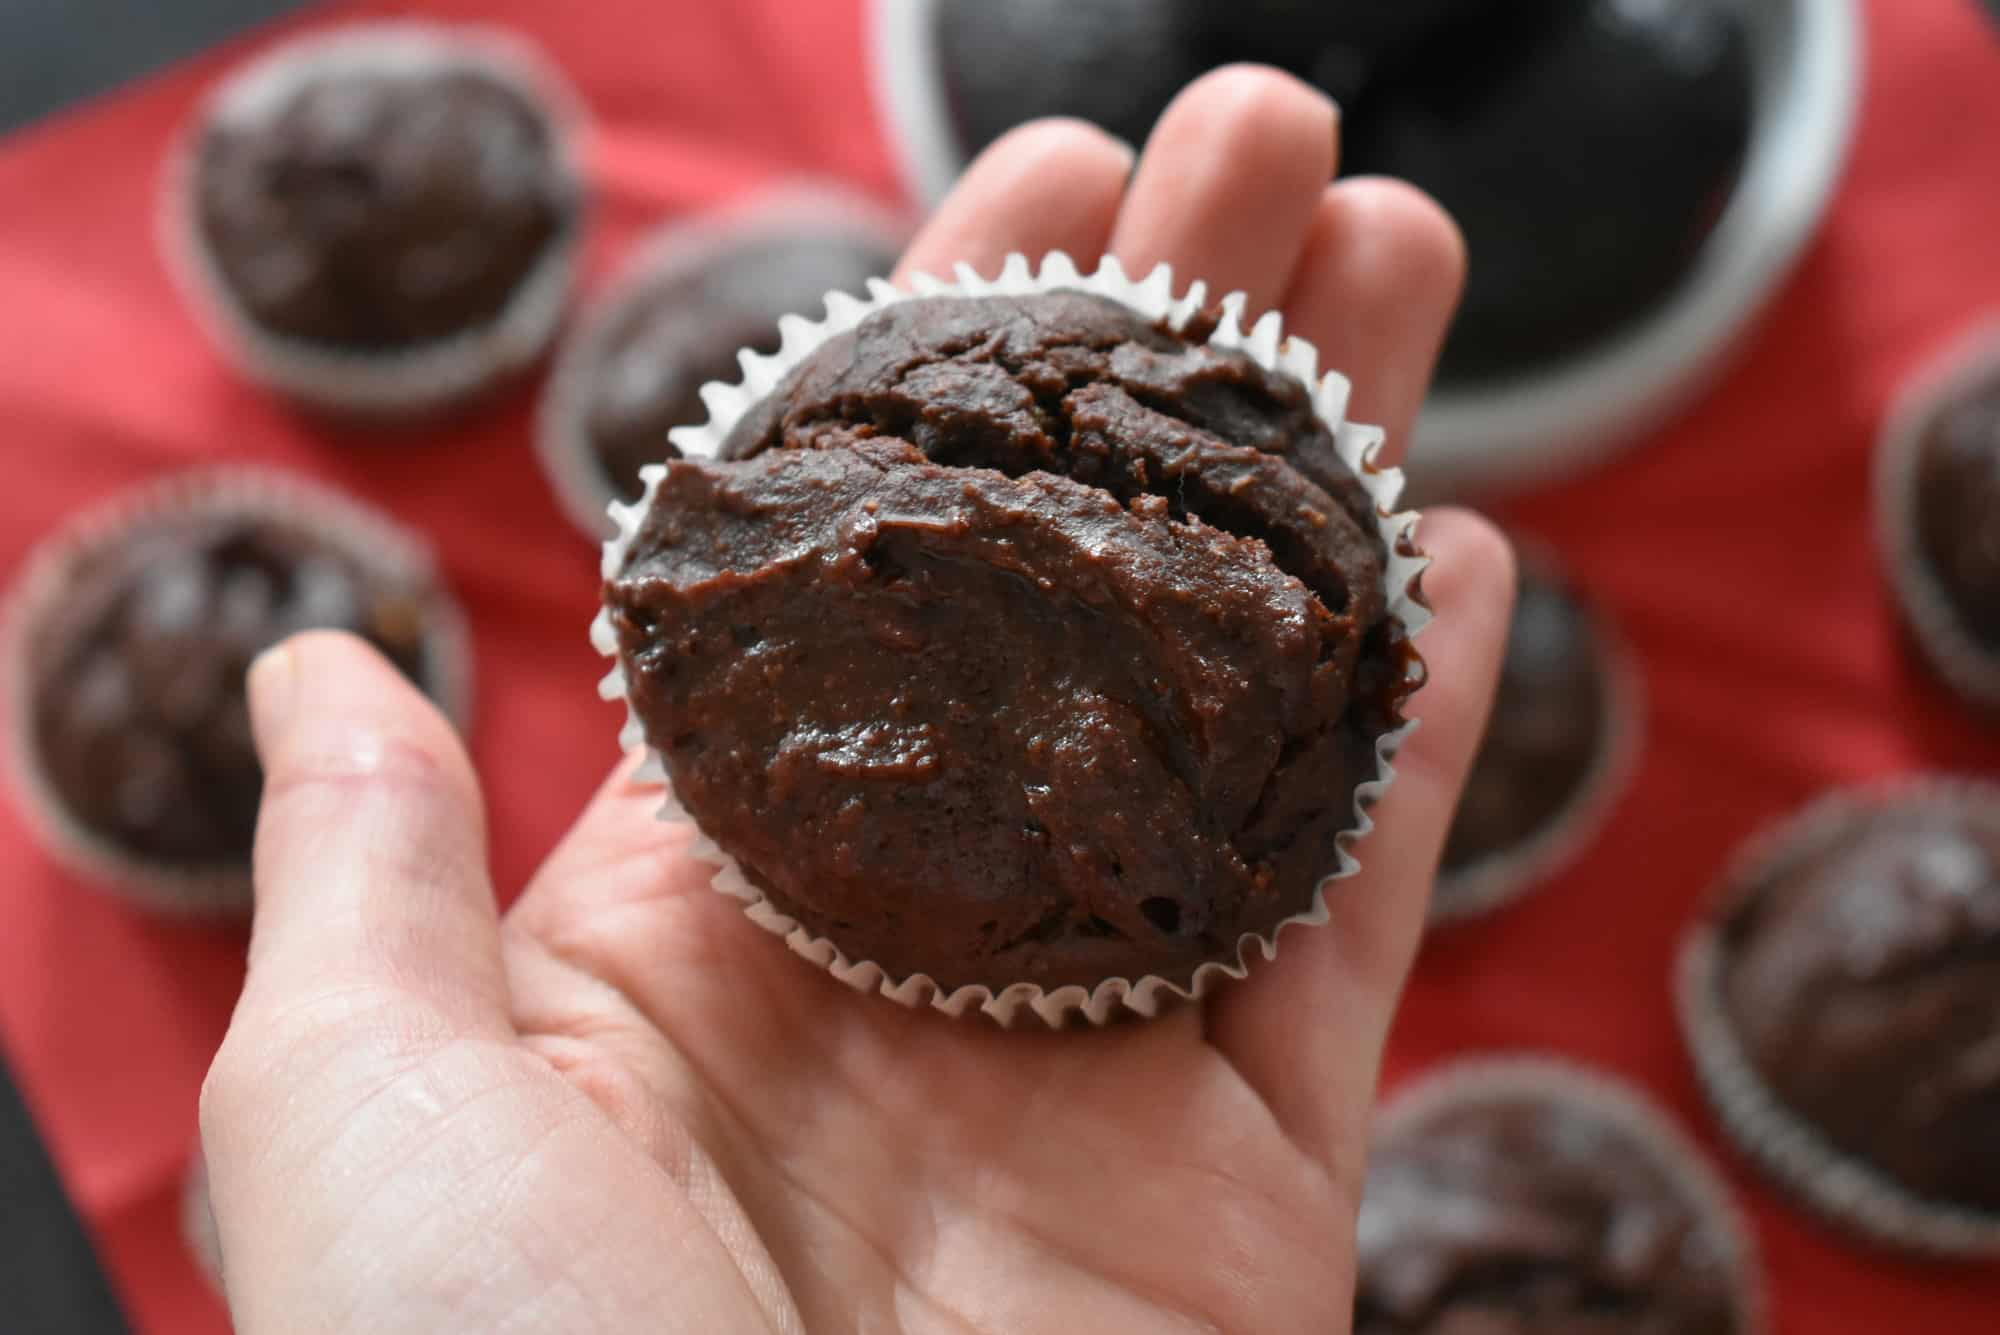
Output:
[246, 642, 296, 746]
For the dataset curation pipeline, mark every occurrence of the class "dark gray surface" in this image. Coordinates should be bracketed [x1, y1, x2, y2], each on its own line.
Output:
[0, 0, 310, 132]
[0, 1045, 129, 1334]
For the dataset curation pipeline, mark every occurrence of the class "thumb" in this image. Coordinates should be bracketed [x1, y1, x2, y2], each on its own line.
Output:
[198, 630, 511, 1297]
[236, 628, 507, 1034]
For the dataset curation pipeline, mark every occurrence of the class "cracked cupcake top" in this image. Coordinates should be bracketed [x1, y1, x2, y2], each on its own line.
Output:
[602, 290, 1409, 994]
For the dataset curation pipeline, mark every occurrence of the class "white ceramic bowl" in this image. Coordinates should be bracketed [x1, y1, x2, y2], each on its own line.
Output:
[869, 0, 1863, 494]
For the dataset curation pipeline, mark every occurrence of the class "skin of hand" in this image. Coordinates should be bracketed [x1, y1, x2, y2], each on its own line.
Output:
[198, 66, 1515, 1335]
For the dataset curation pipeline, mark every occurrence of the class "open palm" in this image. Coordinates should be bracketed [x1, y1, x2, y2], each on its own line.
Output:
[200, 67, 1514, 1335]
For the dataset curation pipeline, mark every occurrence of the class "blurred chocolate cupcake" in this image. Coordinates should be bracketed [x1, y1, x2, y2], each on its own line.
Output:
[1678, 781, 2000, 1254]
[1359, 1057, 1761, 1335]
[1434, 552, 1639, 923]
[595, 255, 1423, 1024]
[1342, 0, 1753, 384]
[539, 189, 901, 537]
[1878, 321, 2000, 711]
[3, 471, 469, 914]
[165, 22, 587, 417]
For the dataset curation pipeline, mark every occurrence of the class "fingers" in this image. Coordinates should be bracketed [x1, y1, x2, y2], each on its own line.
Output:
[1281, 177, 1467, 466]
[234, 630, 509, 1038]
[1206, 511, 1514, 1176]
[1111, 65, 1338, 319]
[897, 118, 1133, 285]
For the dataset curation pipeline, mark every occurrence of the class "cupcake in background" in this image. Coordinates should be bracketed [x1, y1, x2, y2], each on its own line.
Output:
[164, 22, 588, 418]
[1358, 1057, 1760, 1334]
[1877, 320, 2000, 712]
[3, 470, 470, 915]
[1432, 552, 1638, 924]
[1678, 781, 2000, 1256]
[539, 187, 902, 538]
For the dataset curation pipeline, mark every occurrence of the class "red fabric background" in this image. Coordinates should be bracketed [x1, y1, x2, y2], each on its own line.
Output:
[0, 0, 1995, 1330]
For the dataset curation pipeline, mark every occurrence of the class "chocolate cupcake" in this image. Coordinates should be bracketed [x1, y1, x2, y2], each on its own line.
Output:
[1342, 0, 1753, 384]
[1678, 781, 2000, 1254]
[164, 23, 587, 417]
[1359, 1057, 1761, 1335]
[1878, 322, 2000, 711]
[595, 254, 1422, 1024]
[1433, 553, 1638, 923]
[539, 191, 900, 538]
[3, 471, 469, 914]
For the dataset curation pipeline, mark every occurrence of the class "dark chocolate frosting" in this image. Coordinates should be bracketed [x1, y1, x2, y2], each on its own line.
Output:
[195, 57, 573, 349]
[604, 290, 1407, 992]
[29, 512, 439, 867]
[1719, 799, 2000, 1212]
[1357, 1085, 1743, 1334]
[584, 232, 894, 501]
[1442, 566, 1608, 877]
[1914, 365, 2000, 650]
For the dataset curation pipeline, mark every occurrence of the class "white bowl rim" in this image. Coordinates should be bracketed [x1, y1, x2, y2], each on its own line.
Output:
[868, 0, 1866, 495]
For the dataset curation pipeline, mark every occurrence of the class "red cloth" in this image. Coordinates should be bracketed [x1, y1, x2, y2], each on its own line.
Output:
[0, 0, 1994, 1330]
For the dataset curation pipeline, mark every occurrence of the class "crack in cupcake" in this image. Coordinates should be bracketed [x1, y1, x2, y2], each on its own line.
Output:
[601, 288, 1413, 996]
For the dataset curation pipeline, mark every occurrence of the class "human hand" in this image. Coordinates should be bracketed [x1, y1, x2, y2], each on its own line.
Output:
[200, 66, 1514, 1335]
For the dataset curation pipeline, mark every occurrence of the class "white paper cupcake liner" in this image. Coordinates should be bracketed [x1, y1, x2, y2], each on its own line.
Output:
[1676, 777, 2000, 1256]
[1875, 318, 2000, 713]
[159, 21, 591, 419]
[536, 180, 908, 541]
[592, 250, 1427, 1026]
[2, 468, 473, 917]
[1370, 1055, 1767, 1335]
[1430, 546, 1646, 926]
